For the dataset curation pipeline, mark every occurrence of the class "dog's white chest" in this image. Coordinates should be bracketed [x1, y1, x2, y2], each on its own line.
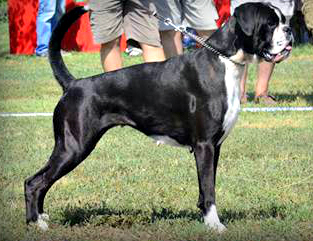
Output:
[218, 58, 243, 145]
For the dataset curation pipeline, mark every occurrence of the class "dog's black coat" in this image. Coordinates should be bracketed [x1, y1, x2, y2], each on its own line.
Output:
[24, 3, 292, 229]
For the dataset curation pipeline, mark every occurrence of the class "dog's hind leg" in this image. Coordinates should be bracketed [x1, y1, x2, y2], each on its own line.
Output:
[24, 113, 107, 230]
[24, 147, 76, 231]
[194, 141, 226, 232]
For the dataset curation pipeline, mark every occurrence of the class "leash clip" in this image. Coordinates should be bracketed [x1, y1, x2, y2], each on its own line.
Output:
[176, 25, 186, 33]
[164, 18, 173, 26]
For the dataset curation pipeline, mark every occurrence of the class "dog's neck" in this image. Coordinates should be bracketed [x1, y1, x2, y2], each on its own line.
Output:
[205, 16, 249, 64]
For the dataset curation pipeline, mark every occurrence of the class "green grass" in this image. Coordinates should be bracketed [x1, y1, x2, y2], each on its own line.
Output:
[0, 20, 313, 241]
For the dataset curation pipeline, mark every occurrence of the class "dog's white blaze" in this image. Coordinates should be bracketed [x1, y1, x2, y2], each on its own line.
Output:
[270, 22, 290, 54]
[204, 205, 226, 232]
[218, 58, 242, 145]
[267, 5, 291, 55]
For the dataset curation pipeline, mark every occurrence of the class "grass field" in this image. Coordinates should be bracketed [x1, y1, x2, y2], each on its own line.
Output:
[0, 19, 313, 241]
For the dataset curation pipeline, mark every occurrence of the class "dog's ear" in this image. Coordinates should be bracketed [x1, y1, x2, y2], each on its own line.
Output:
[233, 5, 254, 36]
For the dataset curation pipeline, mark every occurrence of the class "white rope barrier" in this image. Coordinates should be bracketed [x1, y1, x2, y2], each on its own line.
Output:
[241, 106, 313, 112]
[0, 112, 53, 117]
[0, 107, 313, 117]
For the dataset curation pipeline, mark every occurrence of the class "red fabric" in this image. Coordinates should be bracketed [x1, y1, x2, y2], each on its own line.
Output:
[61, 0, 100, 52]
[214, 0, 231, 27]
[7, 0, 102, 54]
[8, 0, 38, 54]
[120, 33, 127, 52]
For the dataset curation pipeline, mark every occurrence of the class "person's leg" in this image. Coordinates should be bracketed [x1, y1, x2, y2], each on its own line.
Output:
[124, 0, 165, 62]
[155, 0, 182, 58]
[36, 0, 57, 56]
[240, 64, 248, 104]
[160, 30, 183, 58]
[196, 30, 215, 39]
[89, 0, 124, 71]
[139, 43, 166, 62]
[100, 38, 123, 72]
[183, 0, 218, 38]
[254, 61, 276, 104]
[255, 61, 275, 97]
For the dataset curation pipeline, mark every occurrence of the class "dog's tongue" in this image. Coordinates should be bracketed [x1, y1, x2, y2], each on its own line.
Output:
[274, 53, 284, 62]
[274, 45, 292, 62]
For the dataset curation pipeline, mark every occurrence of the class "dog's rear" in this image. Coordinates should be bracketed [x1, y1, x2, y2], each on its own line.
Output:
[24, 6, 91, 229]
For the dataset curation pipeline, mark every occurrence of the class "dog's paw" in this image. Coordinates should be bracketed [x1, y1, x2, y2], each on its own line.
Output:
[204, 205, 227, 233]
[207, 222, 227, 233]
[36, 213, 49, 231]
[39, 213, 50, 221]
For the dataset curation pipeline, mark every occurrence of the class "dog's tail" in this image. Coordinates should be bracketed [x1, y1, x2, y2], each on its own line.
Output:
[48, 6, 89, 92]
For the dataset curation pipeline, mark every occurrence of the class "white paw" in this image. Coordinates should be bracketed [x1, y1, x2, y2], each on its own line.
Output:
[40, 213, 50, 221]
[36, 213, 49, 231]
[204, 205, 227, 233]
[207, 221, 227, 233]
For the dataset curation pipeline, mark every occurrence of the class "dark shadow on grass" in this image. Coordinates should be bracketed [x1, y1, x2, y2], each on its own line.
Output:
[59, 201, 294, 228]
[0, 51, 10, 58]
[245, 91, 313, 105]
[274, 93, 313, 105]
[220, 202, 293, 223]
[59, 202, 201, 228]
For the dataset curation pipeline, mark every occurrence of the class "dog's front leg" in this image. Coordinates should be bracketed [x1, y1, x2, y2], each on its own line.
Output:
[194, 141, 226, 232]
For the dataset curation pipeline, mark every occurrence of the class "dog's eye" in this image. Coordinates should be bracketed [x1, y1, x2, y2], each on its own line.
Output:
[267, 19, 277, 28]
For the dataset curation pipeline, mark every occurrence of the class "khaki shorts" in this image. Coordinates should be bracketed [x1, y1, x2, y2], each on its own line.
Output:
[302, 0, 313, 31]
[89, 0, 162, 47]
[155, 0, 218, 31]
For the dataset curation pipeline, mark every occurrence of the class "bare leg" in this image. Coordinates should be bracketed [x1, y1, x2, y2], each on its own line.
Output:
[140, 43, 165, 62]
[254, 61, 276, 104]
[160, 30, 183, 58]
[100, 38, 123, 72]
[160, 29, 215, 59]
[255, 61, 275, 97]
[196, 30, 215, 39]
[240, 64, 248, 103]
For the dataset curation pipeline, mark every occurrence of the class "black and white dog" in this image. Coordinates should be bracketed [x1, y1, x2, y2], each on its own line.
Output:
[25, 3, 292, 232]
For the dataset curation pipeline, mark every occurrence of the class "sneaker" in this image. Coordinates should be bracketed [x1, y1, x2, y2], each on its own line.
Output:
[36, 50, 70, 57]
[126, 47, 142, 56]
[254, 95, 277, 105]
[35, 51, 48, 57]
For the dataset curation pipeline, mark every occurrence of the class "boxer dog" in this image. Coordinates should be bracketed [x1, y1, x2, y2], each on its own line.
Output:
[25, 3, 292, 232]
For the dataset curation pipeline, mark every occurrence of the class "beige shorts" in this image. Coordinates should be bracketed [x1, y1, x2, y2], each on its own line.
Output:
[89, 0, 162, 47]
[155, 0, 218, 31]
[302, 0, 313, 31]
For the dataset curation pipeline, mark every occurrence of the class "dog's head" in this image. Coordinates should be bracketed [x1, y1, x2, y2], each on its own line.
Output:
[234, 3, 293, 63]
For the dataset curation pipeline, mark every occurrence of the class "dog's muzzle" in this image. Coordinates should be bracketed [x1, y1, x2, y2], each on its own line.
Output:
[262, 43, 293, 63]
[262, 27, 293, 63]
